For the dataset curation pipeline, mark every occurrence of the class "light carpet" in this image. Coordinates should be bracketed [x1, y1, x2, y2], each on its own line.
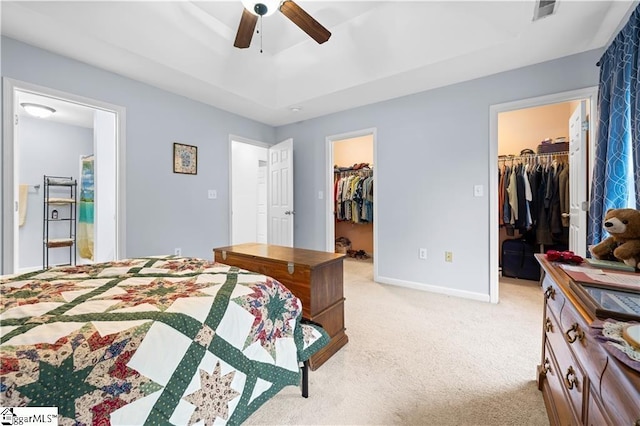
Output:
[245, 258, 549, 425]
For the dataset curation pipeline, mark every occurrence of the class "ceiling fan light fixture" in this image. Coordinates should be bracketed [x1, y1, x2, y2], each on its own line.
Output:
[20, 103, 56, 118]
[241, 0, 281, 17]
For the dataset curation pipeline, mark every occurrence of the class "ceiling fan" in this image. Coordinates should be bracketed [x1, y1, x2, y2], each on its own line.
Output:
[234, 0, 332, 49]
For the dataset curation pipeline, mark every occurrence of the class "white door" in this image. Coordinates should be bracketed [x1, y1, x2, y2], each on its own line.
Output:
[268, 138, 294, 247]
[568, 100, 588, 257]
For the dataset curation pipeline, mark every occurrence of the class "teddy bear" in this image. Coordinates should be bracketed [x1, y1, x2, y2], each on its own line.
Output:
[589, 208, 640, 269]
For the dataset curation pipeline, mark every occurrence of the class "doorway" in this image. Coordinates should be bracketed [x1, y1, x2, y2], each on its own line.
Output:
[489, 87, 598, 303]
[325, 128, 378, 279]
[229, 136, 294, 247]
[230, 137, 269, 245]
[2, 78, 126, 274]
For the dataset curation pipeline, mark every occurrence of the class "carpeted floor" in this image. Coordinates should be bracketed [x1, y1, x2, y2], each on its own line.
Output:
[245, 258, 550, 425]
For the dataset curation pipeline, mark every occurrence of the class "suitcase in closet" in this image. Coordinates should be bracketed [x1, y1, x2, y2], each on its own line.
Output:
[501, 238, 541, 281]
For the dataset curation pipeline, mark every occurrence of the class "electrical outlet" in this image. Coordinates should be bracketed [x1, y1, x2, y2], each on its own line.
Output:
[207, 190, 217, 199]
[174, 248, 182, 256]
[445, 251, 453, 262]
[419, 248, 427, 259]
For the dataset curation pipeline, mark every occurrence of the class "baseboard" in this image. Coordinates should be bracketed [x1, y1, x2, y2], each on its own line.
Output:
[375, 275, 491, 302]
[18, 265, 42, 274]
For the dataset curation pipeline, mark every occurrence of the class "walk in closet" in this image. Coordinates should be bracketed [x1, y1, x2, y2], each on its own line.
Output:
[43, 175, 77, 269]
[498, 100, 588, 279]
[332, 135, 374, 257]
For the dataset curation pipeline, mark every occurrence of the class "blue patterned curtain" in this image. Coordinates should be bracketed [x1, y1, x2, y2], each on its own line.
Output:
[588, 5, 640, 246]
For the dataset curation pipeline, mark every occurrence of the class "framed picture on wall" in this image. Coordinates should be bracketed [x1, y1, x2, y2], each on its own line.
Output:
[173, 142, 197, 175]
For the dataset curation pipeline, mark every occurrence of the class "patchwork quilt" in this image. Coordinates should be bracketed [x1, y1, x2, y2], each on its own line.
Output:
[0, 256, 328, 425]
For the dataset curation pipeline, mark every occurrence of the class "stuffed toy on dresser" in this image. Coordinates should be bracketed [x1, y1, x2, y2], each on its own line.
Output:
[589, 208, 640, 269]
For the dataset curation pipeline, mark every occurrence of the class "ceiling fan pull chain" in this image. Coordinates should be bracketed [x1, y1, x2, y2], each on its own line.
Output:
[259, 15, 263, 53]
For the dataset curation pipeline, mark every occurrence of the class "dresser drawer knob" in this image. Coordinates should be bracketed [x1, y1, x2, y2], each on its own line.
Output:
[564, 366, 578, 390]
[542, 357, 551, 374]
[544, 286, 556, 300]
[565, 323, 585, 343]
[545, 318, 553, 332]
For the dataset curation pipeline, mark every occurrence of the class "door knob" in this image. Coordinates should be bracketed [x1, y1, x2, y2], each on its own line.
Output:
[284, 210, 295, 215]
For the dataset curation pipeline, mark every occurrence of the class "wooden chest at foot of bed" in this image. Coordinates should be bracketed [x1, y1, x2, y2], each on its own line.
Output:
[213, 243, 348, 370]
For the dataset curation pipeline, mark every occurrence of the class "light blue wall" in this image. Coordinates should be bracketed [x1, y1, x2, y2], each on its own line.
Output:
[19, 117, 93, 270]
[275, 48, 603, 297]
[2, 36, 276, 262]
[2, 36, 604, 298]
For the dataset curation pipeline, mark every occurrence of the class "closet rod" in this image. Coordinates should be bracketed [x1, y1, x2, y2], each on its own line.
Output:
[498, 151, 568, 162]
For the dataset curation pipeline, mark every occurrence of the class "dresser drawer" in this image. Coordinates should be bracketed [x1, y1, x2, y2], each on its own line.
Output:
[541, 341, 577, 425]
[544, 305, 566, 363]
[557, 297, 609, 392]
[545, 309, 586, 422]
[542, 275, 565, 323]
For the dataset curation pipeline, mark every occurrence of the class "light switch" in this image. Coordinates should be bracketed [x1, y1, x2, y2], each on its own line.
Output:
[318, 191, 324, 199]
[474, 185, 484, 197]
[208, 190, 217, 199]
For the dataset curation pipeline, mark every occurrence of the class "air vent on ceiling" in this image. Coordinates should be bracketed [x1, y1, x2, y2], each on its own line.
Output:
[533, 0, 557, 21]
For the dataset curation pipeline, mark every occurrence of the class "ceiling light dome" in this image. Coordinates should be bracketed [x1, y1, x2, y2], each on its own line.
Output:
[20, 103, 56, 118]
[241, 0, 281, 17]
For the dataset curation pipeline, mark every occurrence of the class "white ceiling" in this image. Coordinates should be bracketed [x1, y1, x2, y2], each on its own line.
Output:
[1, 1, 637, 127]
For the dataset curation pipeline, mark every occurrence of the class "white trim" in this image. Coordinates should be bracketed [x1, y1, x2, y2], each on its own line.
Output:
[228, 134, 270, 246]
[325, 127, 378, 281]
[489, 86, 598, 304]
[376, 275, 491, 302]
[1, 78, 126, 274]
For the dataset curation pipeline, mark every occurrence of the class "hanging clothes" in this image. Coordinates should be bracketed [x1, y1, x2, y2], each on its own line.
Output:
[499, 153, 569, 246]
[334, 166, 374, 224]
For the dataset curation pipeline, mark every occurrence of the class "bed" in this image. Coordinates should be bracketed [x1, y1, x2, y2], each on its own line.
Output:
[0, 256, 328, 425]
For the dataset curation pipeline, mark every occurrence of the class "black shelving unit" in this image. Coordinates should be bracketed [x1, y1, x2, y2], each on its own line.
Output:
[43, 175, 77, 269]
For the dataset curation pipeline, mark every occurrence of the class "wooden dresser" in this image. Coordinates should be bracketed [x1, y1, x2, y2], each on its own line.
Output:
[213, 243, 348, 370]
[535, 254, 640, 425]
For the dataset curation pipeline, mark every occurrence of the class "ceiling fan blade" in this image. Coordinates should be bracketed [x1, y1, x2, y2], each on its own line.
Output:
[280, 0, 331, 44]
[234, 8, 258, 48]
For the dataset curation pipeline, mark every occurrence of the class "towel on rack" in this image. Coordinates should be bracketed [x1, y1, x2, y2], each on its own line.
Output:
[18, 184, 28, 227]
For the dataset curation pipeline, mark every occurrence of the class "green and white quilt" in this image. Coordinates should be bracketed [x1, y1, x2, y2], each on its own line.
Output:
[0, 256, 328, 425]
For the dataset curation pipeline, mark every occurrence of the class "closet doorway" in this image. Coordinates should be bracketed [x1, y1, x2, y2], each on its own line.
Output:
[325, 128, 378, 279]
[489, 87, 597, 303]
[2, 79, 125, 274]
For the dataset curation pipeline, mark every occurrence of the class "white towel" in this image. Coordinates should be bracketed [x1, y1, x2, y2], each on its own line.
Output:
[19, 184, 28, 227]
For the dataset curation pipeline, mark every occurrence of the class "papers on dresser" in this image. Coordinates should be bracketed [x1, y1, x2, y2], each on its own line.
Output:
[560, 264, 640, 289]
[584, 271, 640, 286]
